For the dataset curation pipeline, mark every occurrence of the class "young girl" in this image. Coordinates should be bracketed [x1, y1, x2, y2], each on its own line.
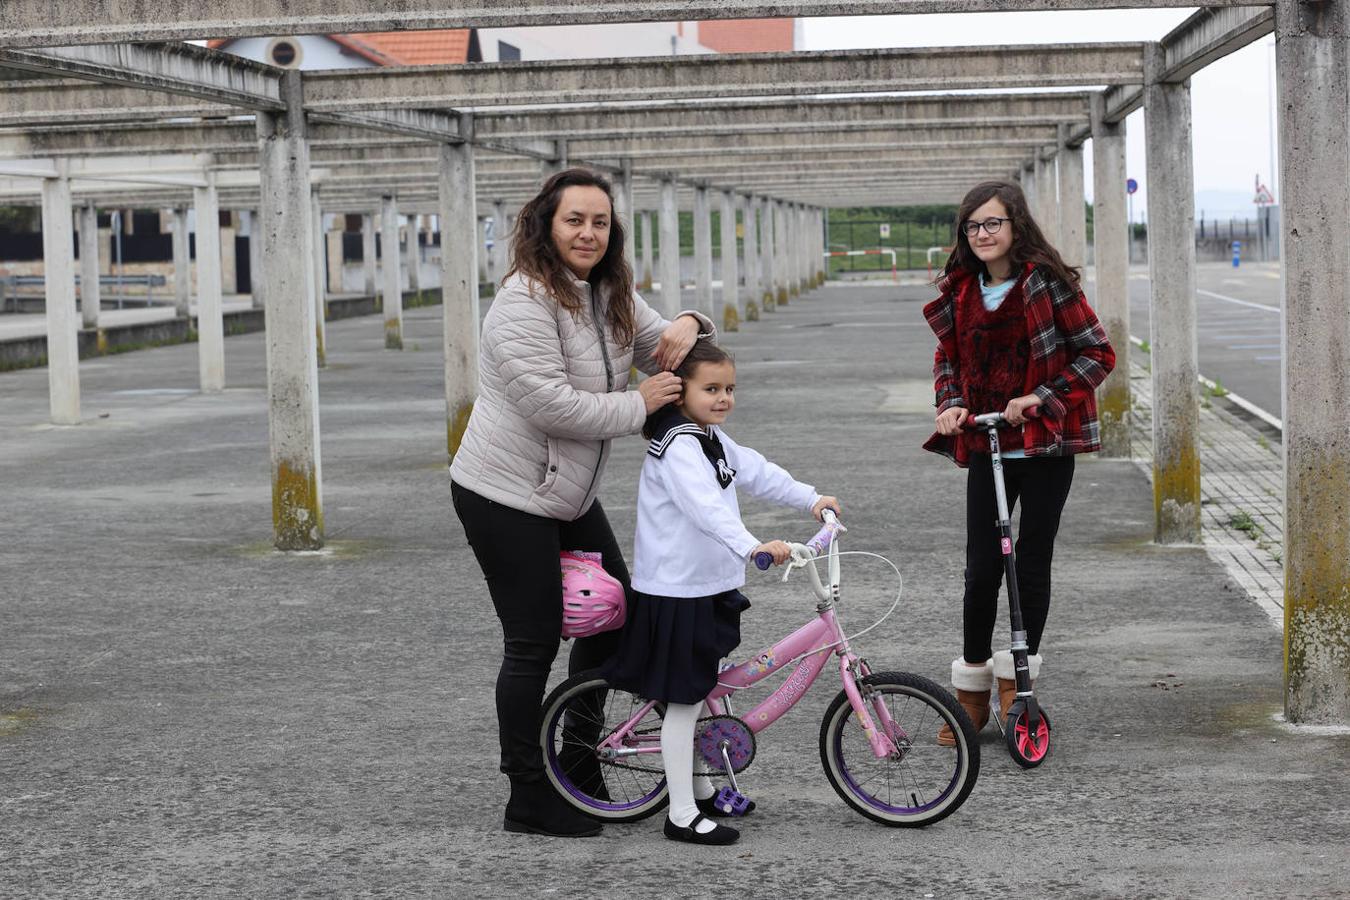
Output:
[923, 180, 1114, 745]
[603, 341, 840, 846]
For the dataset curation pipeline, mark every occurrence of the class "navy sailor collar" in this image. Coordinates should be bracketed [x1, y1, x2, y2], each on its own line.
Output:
[645, 407, 736, 489]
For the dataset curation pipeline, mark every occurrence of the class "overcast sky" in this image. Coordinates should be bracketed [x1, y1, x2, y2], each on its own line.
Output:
[800, 10, 1278, 220]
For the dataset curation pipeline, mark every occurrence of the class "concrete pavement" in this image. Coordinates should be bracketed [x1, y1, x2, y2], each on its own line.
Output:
[1, 282, 1346, 897]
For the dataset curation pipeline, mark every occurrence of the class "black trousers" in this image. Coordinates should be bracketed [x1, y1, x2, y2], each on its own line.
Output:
[451, 482, 626, 779]
[962, 453, 1075, 664]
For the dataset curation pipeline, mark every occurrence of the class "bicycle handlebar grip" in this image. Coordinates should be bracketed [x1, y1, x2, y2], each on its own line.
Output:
[754, 552, 774, 570]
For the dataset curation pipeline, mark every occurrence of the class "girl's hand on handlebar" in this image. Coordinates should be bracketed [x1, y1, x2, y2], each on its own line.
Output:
[935, 406, 968, 436]
[752, 540, 792, 566]
[1003, 394, 1041, 426]
[811, 496, 841, 522]
[638, 371, 683, 413]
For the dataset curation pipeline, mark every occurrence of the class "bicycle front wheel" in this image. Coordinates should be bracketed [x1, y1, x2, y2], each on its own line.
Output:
[819, 671, 979, 827]
[539, 671, 669, 823]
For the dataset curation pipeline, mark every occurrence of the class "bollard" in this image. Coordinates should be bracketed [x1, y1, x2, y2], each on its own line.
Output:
[1231, 240, 1241, 268]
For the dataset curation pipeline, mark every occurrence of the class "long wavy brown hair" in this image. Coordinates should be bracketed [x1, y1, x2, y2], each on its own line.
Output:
[505, 168, 636, 348]
[942, 180, 1081, 289]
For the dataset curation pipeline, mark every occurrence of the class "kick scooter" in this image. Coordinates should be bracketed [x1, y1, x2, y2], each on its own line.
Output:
[966, 411, 1052, 768]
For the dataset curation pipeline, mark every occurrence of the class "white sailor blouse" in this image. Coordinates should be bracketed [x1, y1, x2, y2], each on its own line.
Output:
[631, 410, 821, 598]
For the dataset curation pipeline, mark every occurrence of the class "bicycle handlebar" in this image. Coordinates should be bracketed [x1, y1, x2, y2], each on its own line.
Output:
[754, 509, 843, 570]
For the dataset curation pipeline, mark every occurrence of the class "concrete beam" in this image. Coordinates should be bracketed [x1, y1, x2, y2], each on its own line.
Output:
[0, 80, 236, 127]
[0, 1, 1258, 48]
[0, 44, 281, 110]
[302, 45, 1145, 112]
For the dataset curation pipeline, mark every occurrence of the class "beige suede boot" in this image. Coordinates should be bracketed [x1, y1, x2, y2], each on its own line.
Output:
[993, 650, 1043, 719]
[937, 658, 992, 747]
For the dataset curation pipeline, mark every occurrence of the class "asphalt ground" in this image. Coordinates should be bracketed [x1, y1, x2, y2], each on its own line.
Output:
[1, 283, 1347, 898]
[1109, 261, 1284, 418]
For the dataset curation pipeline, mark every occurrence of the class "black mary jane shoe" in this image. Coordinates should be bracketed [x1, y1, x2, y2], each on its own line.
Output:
[663, 813, 739, 846]
[696, 794, 756, 819]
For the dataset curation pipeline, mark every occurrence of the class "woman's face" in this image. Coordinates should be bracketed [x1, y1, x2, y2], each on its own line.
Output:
[965, 197, 1015, 270]
[551, 185, 612, 279]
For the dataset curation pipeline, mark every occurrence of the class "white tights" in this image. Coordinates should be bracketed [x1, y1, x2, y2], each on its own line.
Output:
[661, 702, 717, 832]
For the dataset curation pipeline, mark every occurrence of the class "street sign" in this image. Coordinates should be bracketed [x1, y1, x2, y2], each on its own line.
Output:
[1126, 178, 1139, 195]
[879, 223, 891, 239]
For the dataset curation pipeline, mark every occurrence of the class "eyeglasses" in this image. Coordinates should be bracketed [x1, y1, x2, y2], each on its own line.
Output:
[962, 217, 1012, 238]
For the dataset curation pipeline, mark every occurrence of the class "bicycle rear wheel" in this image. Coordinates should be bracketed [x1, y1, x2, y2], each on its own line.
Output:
[819, 671, 979, 827]
[539, 670, 669, 823]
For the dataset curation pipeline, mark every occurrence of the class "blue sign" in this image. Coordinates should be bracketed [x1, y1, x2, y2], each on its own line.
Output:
[1126, 178, 1139, 195]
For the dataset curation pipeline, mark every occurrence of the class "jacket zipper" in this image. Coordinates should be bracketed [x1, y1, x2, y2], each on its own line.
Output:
[579, 287, 615, 512]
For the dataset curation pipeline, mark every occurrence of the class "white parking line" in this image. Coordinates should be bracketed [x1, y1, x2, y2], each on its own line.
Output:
[1197, 289, 1280, 313]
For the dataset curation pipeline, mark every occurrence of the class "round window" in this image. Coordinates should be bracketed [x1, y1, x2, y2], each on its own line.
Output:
[267, 38, 302, 68]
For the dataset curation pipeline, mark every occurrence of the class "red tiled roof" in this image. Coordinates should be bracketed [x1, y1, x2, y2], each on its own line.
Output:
[207, 30, 472, 66]
[697, 19, 795, 53]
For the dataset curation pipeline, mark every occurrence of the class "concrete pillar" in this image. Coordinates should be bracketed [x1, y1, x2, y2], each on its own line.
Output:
[40, 164, 80, 425]
[325, 230, 344, 294]
[476, 216, 491, 295]
[491, 199, 508, 284]
[693, 186, 714, 318]
[439, 140, 479, 460]
[172, 206, 191, 319]
[784, 204, 799, 299]
[309, 189, 327, 368]
[797, 206, 810, 292]
[541, 140, 569, 180]
[256, 71, 323, 551]
[361, 213, 376, 297]
[815, 209, 827, 284]
[659, 178, 681, 318]
[381, 195, 403, 350]
[1091, 94, 1132, 459]
[760, 196, 777, 311]
[1021, 161, 1037, 218]
[741, 195, 760, 321]
[1058, 127, 1088, 271]
[639, 210, 654, 291]
[193, 175, 225, 393]
[407, 213, 423, 301]
[1035, 150, 1059, 247]
[1143, 42, 1201, 544]
[718, 189, 740, 332]
[219, 224, 238, 295]
[245, 209, 264, 310]
[78, 202, 100, 332]
[1276, 0, 1350, 723]
[615, 159, 636, 271]
[774, 201, 789, 307]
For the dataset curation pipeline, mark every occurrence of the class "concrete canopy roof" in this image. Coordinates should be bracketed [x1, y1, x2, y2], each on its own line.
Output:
[0, 3, 1274, 210]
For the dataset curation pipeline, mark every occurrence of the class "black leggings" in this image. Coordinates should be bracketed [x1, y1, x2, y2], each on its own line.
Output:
[962, 454, 1075, 664]
[451, 482, 626, 779]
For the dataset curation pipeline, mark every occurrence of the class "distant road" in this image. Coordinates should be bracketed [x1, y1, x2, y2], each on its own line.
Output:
[1089, 261, 1282, 421]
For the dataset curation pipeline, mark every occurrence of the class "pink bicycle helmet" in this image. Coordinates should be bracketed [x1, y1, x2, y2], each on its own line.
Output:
[560, 551, 627, 639]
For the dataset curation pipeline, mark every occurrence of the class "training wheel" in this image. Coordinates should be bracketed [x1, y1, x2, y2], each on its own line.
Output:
[713, 785, 752, 817]
[1004, 701, 1051, 769]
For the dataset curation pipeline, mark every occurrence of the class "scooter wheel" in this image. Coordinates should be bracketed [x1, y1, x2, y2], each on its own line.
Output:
[1004, 700, 1051, 769]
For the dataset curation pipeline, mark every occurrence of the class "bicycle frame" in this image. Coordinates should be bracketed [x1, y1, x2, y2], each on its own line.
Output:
[597, 513, 904, 763]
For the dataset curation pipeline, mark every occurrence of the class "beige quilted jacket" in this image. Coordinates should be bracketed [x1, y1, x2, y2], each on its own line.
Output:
[450, 273, 714, 521]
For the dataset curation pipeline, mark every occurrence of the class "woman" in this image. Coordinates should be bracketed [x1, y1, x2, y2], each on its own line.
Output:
[922, 180, 1114, 745]
[450, 168, 715, 838]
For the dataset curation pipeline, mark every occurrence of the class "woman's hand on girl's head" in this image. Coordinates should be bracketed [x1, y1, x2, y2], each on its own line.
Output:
[752, 540, 792, 566]
[638, 371, 683, 413]
[653, 315, 701, 371]
[1003, 394, 1042, 426]
[811, 496, 841, 522]
[935, 406, 968, 436]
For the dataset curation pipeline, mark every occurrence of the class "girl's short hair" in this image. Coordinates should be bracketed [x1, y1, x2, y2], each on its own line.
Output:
[942, 179, 1081, 289]
[506, 167, 637, 347]
[641, 340, 734, 438]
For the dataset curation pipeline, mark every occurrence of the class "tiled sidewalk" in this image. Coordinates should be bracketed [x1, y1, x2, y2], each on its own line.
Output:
[1127, 353, 1286, 626]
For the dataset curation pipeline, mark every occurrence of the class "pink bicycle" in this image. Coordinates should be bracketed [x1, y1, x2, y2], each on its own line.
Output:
[540, 511, 980, 827]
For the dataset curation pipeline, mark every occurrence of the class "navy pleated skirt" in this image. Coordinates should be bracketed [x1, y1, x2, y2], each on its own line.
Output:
[601, 589, 751, 705]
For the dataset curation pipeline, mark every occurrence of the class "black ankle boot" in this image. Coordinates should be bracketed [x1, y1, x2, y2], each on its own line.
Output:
[557, 744, 612, 802]
[503, 776, 602, 838]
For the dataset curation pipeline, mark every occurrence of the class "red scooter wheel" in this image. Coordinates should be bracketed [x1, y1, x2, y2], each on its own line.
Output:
[1004, 701, 1051, 768]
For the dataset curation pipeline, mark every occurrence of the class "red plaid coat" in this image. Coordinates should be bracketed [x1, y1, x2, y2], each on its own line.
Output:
[922, 263, 1115, 466]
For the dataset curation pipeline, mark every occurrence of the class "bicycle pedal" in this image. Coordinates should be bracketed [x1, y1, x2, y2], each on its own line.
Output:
[714, 786, 752, 817]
